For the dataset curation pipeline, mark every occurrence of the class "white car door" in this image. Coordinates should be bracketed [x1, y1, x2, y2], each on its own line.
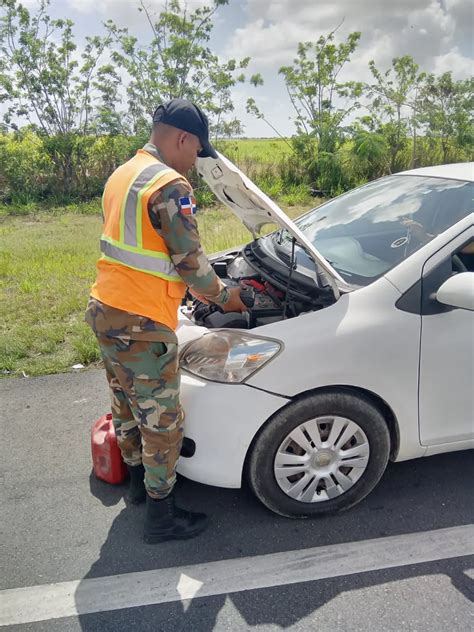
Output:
[419, 229, 474, 446]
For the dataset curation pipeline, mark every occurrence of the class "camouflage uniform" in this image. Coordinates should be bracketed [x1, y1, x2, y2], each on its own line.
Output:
[86, 143, 228, 499]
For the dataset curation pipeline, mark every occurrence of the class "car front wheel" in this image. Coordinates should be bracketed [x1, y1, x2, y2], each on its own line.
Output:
[247, 390, 391, 518]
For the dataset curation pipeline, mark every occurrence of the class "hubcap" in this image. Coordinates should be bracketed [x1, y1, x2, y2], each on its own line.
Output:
[273, 416, 370, 503]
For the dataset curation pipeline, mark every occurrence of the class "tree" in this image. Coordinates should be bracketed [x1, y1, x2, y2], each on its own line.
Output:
[419, 72, 474, 163]
[278, 29, 362, 154]
[276, 29, 363, 194]
[350, 127, 389, 181]
[106, 0, 250, 134]
[214, 117, 244, 139]
[92, 64, 129, 136]
[0, 0, 117, 194]
[0, 0, 113, 136]
[366, 55, 425, 170]
[245, 96, 293, 146]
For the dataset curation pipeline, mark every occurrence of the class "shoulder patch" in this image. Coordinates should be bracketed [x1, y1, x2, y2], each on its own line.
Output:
[178, 196, 198, 216]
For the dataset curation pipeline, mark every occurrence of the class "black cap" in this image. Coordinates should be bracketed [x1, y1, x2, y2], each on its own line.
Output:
[152, 98, 218, 159]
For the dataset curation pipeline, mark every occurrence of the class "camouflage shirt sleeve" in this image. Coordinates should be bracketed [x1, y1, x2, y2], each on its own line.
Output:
[148, 180, 229, 304]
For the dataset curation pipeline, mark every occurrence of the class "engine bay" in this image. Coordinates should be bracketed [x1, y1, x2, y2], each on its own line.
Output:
[185, 247, 337, 330]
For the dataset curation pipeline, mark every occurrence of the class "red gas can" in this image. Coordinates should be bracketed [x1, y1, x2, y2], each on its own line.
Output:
[91, 413, 128, 484]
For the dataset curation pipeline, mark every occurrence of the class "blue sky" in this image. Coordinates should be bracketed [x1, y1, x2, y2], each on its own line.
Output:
[13, 0, 474, 136]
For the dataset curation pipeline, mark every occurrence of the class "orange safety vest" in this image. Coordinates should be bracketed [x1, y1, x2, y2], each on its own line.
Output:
[90, 147, 188, 330]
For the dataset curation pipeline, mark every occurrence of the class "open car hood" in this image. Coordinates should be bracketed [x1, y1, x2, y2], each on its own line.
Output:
[196, 151, 350, 298]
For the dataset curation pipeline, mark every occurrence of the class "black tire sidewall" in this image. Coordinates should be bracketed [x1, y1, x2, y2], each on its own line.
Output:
[248, 390, 391, 518]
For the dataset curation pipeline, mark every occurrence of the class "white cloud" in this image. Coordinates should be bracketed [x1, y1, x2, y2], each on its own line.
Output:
[226, 0, 472, 78]
[225, 0, 473, 136]
[433, 46, 474, 78]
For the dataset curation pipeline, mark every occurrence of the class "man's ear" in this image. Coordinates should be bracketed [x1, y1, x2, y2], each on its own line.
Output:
[177, 131, 188, 148]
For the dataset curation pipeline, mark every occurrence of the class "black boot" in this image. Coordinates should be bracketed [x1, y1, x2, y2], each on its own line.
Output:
[143, 492, 208, 544]
[126, 464, 146, 505]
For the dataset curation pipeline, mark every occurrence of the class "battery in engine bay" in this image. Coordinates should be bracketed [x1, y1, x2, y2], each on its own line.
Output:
[193, 278, 285, 329]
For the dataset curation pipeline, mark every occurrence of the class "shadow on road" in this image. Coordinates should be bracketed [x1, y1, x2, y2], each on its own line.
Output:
[88, 471, 128, 507]
[75, 451, 474, 631]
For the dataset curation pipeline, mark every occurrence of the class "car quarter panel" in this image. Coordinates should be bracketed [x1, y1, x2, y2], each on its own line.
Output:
[247, 277, 425, 462]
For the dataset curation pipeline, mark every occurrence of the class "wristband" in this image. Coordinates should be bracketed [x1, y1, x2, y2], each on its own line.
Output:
[217, 286, 230, 305]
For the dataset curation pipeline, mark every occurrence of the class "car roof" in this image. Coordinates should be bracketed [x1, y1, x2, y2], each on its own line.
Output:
[397, 162, 474, 182]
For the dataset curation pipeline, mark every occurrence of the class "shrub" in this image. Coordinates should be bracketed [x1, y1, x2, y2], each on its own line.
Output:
[0, 131, 145, 205]
[0, 131, 54, 202]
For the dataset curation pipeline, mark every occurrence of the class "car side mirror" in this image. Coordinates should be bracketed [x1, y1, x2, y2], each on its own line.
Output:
[436, 272, 474, 311]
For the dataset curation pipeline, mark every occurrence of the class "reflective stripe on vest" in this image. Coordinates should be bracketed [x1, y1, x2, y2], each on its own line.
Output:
[100, 162, 182, 281]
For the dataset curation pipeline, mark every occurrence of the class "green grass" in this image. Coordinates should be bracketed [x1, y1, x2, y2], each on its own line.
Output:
[1, 201, 314, 377]
[0, 198, 102, 218]
[218, 138, 293, 162]
[0, 214, 103, 376]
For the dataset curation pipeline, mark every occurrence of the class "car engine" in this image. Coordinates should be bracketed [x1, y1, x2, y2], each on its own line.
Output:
[185, 248, 334, 330]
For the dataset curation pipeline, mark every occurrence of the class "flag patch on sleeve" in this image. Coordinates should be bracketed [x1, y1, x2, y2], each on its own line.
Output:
[179, 196, 197, 216]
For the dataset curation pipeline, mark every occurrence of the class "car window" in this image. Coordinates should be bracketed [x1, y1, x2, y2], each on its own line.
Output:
[454, 240, 474, 273]
[282, 175, 473, 286]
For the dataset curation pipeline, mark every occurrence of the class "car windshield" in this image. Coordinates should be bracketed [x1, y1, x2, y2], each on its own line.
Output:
[277, 175, 473, 286]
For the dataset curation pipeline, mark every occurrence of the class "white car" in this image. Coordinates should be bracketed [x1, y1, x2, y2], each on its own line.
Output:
[176, 156, 474, 517]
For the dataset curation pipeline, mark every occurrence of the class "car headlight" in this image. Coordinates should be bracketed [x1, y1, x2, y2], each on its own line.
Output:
[180, 331, 282, 383]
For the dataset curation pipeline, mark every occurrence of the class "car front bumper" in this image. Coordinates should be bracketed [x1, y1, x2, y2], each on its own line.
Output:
[177, 372, 290, 488]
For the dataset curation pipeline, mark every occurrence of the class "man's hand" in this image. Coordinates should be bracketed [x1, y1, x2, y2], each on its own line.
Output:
[220, 286, 249, 313]
[402, 218, 432, 243]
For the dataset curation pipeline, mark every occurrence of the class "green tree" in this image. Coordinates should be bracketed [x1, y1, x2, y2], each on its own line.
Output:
[106, 0, 250, 134]
[349, 127, 389, 182]
[366, 55, 425, 170]
[0, 0, 116, 195]
[276, 29, 362, 193]
[245, 96, 293, 147]
[0, 0, 113, 135]
[278, 30, 362, 153]
[419, 72, 474, 162]
[214, 117, 245, 139]
[92, 64, 129, 136]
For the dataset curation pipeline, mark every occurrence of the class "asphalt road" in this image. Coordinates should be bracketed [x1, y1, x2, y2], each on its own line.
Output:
[1, 369, 473, 632]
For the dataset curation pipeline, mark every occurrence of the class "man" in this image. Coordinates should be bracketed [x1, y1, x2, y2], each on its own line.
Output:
[85, 99, 247, 544]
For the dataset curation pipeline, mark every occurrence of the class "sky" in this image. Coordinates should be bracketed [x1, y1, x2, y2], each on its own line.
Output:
[11, 0, 474, 136]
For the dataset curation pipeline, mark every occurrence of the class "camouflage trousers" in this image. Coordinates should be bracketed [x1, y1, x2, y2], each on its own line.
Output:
[95, 333, 183, 499]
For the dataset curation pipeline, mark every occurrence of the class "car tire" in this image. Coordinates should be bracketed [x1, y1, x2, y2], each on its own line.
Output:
[247, 390, 391, 518]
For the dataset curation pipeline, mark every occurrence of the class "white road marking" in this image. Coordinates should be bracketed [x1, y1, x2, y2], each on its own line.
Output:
[177, 573, 204, 612]
[1, 524, 473, 626]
